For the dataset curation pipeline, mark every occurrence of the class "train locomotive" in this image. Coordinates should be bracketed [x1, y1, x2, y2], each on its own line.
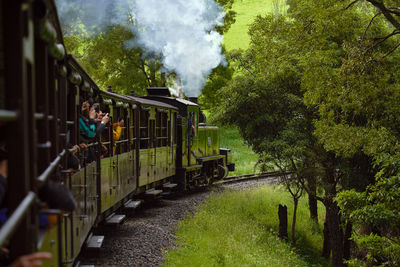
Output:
[0, 0, 234, 266]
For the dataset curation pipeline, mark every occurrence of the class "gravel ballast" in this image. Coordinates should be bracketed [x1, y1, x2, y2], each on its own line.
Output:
[78, 177, 276, 266]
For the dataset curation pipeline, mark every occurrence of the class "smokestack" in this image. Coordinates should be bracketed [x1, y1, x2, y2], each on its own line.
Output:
[189, 97, 198, 104]
[130, 90, 135, 96]
[107, 85, 112, 92]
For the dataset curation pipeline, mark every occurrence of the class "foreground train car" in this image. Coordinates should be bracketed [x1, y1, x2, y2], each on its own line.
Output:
[0, 0, 234, 266]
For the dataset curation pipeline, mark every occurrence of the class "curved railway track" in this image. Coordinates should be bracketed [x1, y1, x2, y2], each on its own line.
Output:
[77, 172, 287, 266]
[220, 171, 290, 185]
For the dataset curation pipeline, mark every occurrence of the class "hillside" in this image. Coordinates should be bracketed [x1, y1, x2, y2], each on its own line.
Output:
[223, 0, 287, 50]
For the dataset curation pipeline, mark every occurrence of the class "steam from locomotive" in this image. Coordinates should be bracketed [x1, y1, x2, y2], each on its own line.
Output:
[55, 0, 227, 97]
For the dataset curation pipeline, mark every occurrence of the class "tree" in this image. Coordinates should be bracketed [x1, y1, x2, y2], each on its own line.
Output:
[61, 0, 237, 96]
[216, 0, 400, 265]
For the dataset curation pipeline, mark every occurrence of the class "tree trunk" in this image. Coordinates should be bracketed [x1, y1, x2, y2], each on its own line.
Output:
[343, 222, 352, 261]
[326, 197, 344, 267]
[308, 176, 318, 223]
[322, 219, 331, 259]
[278, 204, 288, 240]
[291, 198, 298, 245]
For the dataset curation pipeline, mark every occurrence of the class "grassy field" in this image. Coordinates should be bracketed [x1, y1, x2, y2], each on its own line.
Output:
[163, 186, 329, 267]
[223, 0, 287, 50]
[219, 125, 261, 176]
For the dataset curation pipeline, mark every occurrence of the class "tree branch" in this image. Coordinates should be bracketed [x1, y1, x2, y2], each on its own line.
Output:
[367, 0, 400, 31]
[363, 11, 382, 40]
[366, 29, 400, 53]
[382, 42, 400, 59]
[344, 0, 360, 10]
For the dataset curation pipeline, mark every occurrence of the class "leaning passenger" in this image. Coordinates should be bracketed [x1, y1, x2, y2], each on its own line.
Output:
[113, 117, 124, 141]
[78, 98, 96, 142]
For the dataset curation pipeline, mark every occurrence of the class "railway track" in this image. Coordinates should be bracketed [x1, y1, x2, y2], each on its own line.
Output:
[220, 171, 290, 185]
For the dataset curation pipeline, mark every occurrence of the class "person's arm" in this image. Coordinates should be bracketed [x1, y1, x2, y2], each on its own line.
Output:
[9, 252, 52, 267]
[79, 117, 95, 138]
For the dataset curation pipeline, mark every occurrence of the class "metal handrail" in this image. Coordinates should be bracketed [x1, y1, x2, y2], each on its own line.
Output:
[0, 192, 35, 247]
[115, 139, 129, 144]
[0, 110, 18, 121]
[34, 113, 45, 120]
[86, 142, 99, 148]
[38, 149, 66, 183]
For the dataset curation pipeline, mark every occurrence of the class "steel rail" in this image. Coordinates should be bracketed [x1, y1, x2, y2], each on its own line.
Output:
[219, 171, 291, 185]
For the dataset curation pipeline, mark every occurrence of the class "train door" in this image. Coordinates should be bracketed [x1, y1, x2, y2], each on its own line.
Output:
[167, 111, 175, 176]
[149, 117, 156, 183]
[99, 101, 113, 212]
[128, 107, 137, 191]
[139, 108, 150, 186]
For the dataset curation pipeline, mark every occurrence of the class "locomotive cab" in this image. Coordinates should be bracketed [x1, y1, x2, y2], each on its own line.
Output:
[144, 87, 235, 190]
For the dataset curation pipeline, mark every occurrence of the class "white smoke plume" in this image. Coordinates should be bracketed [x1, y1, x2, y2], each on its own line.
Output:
[55, 0, 226, 97]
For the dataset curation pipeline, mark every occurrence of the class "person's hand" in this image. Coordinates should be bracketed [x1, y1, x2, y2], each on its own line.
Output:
[71, 145, 80, 155]
[89, 107, 96, 119]
[10, 252, 52, 267]
[102, 113, 110, 124]
[81, 101, 89, 112]
[79, 143, 88, 150]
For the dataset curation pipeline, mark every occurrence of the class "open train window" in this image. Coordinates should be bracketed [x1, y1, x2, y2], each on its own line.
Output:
[100, 104, 112, 158]
[140, 109, 149, 149]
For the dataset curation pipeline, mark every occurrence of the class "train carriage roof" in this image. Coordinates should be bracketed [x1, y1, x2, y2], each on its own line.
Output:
[144, 87, 199, 117]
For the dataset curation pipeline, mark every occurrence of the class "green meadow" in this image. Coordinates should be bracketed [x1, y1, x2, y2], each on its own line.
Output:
[163, 186, 329, 267]
[223, 0, 287, 50]
[219, 125, 261, 176]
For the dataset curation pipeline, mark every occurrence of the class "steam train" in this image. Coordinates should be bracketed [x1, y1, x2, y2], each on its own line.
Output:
[0, 0, 234, 266]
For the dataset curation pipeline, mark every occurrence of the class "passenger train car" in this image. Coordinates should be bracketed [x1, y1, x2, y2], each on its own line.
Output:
[0, 0, 234, 266]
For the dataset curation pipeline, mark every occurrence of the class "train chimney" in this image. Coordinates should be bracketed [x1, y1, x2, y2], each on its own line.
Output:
[107, 85, 112, 92]
[130, 90, 135, 97]
[188, 97, 198, 104]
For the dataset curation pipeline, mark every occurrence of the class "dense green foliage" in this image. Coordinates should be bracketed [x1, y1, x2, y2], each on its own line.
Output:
[163, 186, 328, 267]
[219, 125, 261, 175]
[63, 0, 236, 95]
[213, 0, 400, 266]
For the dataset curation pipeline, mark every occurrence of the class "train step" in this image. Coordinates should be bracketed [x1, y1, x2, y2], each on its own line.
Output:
[105, 213, 126, 225]
[78, 265, 95, 267]
[163, 183, 178, 189]
[86, 234, 104, 249]
[161, 191, 172, 197]
[124, 199, 143, 209]
[145, 189, 163, 197]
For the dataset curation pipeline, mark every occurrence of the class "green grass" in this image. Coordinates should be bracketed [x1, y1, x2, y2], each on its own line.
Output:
[163, 186, 329, 267]
[219, 125, 261, 176]
[223, 0, 287, 50]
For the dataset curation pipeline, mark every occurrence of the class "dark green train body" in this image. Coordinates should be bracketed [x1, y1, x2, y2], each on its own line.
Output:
[145, 88, 234, 190]
[0, 1, 234, 266]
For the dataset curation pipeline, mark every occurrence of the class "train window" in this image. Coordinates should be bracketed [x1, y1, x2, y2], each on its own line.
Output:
[162, 112, 167, 146]
[100, 104, 111, 158]
[173, 113, 177, 145]
[156, 110, 168, 147]
[168, 116, 171, 146]
[130, 109, 135, 150]
[156, 111, 161, 147]
[113, 106, 122, 155]
[140, 110, 149, 149]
